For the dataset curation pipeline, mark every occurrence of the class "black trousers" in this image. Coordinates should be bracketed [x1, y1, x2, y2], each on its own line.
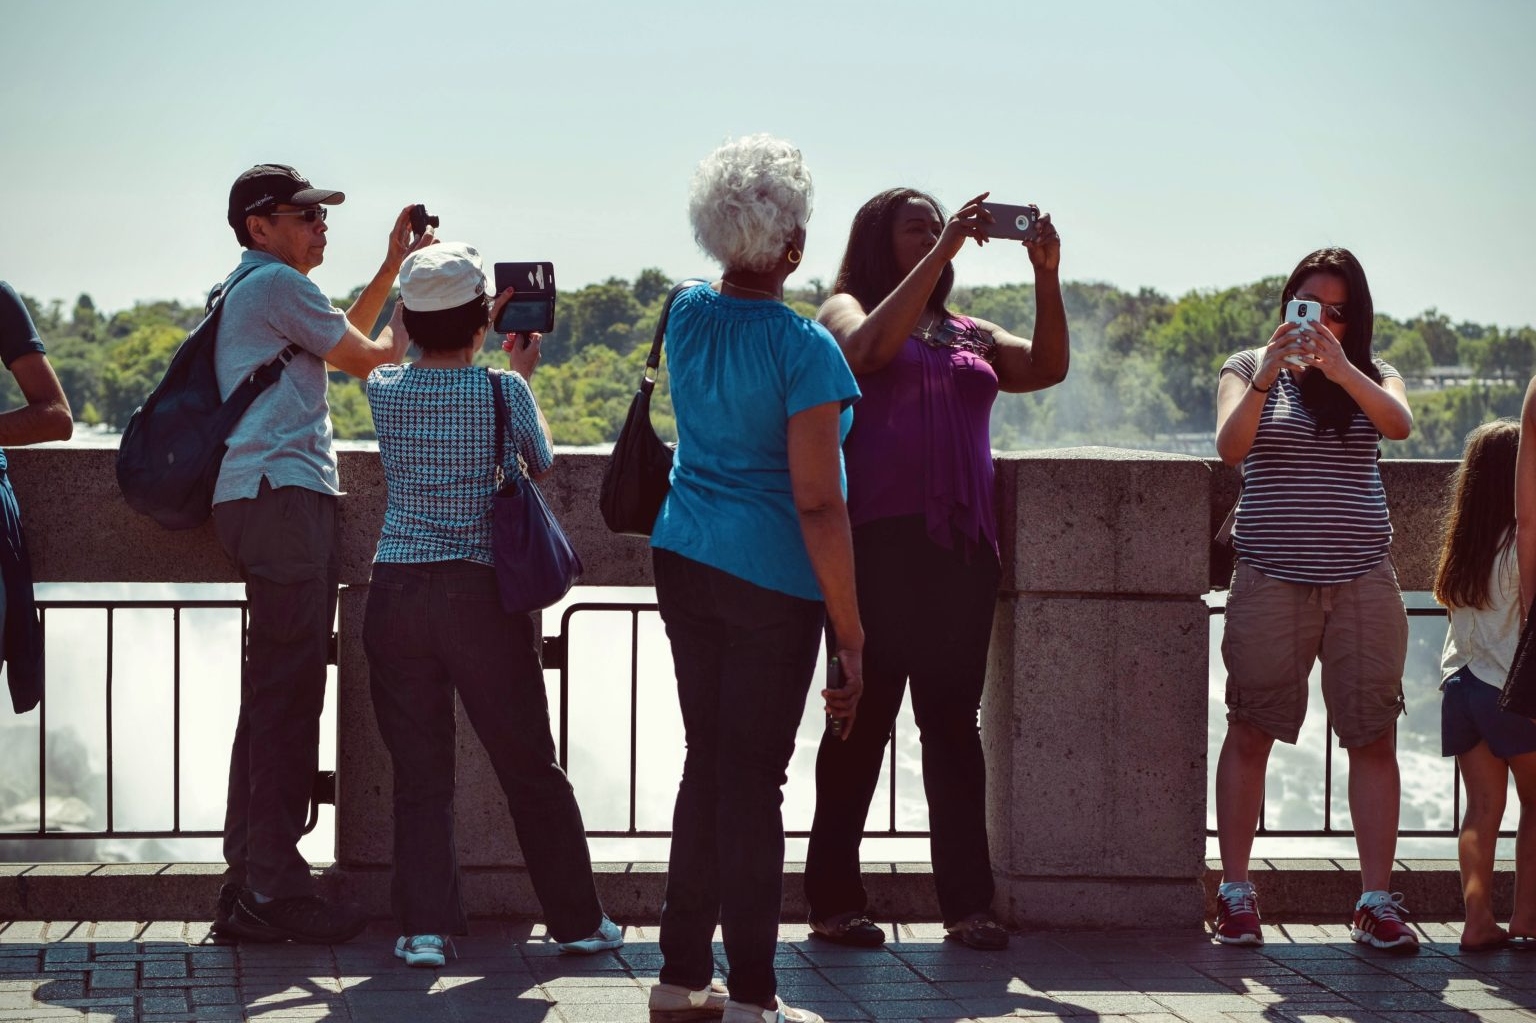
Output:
[653, 548, 824, 1008]
[363, 560, 604, 939]
[213, 480, 340, 900]
[805, 515, 1000, 925]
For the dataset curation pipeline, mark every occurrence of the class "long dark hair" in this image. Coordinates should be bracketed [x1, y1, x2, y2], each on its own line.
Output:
[1433, 419, 1519, 610]
[1280, 247, 1380, 436]
[832, 187, 954, 316]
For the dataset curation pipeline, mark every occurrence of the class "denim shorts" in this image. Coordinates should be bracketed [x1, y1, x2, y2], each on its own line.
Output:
[1441, 665, 1536, 758]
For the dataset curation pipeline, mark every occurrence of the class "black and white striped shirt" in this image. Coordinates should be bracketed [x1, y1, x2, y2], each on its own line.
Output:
[1222, 349, 1400, 586]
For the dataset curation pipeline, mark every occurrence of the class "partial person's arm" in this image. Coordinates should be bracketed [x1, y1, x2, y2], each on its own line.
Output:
[1516, 375, 1536, 611]
[818, 193, 991, 375]
[1294, 322, 1412, 440]
[1214, 325, 1311, 465]
[327, 205, 435, 379]
[986, 213, 1069, 392]
[0, 354, 71, 445]
[787, 402, 864, 736]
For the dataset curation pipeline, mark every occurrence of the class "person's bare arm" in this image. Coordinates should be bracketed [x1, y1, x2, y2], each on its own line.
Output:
[325, 302, 409, 380]
[787, 401, 864, 736]
[346, 204, 433, 335]
[0, 353, 71, 445]
[1214, 325, 1310, 465]
[818, 193, 990, 375]
[987, 213, 1069, 392]
[1517, 376, 1536, 610]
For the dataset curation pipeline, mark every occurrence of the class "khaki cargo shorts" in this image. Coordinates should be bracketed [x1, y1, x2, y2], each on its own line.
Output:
[1221, 558, 1407, 748]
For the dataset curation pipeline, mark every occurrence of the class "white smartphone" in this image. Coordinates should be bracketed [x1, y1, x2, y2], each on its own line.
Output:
[1283, 299, 1320, 367]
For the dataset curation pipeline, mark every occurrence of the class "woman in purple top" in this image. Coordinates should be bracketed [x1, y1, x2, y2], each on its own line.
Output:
[805, 189, 1069, 950]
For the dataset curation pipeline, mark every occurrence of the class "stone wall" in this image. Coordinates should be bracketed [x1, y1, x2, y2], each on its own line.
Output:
[0, 448, 1461, 925]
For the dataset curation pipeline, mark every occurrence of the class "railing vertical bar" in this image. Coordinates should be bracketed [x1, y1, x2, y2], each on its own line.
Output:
[629, 609, 640, 836]
[1452, 757, 1461, 835]
[105, 608, 115, 834]
[557, 611, 570, 772]
[887, 723, 898, 835]
[1323, 713, 1334, 834]
[36, 607, 47, 836]
[172, 608, 182, 834]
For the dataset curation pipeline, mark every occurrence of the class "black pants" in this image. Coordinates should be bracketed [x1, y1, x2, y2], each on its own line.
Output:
[213, 480, 340, 900]
[363, 560, 604, 939]
[653, 548, 824, 1008]
[805, 516, 1000, 926]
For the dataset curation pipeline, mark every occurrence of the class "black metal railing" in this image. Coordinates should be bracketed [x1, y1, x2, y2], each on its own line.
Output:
[547, 601, 927, 840]
[12, 599, 328, 842]
[9, 596, 1477, 848]
[8, 596, 926, 846]
[1206, 603, 1497, 840]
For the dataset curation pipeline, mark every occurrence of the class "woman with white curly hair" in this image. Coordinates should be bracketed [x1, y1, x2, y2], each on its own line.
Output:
[645, 135, 864, 1023]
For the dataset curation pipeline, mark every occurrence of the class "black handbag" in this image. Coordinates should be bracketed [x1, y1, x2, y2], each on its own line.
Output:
[1501, 608, 1536, 717]
[489, 370, 582, 614]
[599, 278, 708, 536]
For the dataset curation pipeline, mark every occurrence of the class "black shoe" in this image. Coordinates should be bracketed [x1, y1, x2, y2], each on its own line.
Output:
[221, 890, 367, 944]
[944, 912, 1009, 951]
[209, 883, 241, 940]
[809, 911, 886, 948]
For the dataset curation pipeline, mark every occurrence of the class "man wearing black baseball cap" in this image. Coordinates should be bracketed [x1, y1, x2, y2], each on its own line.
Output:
[210, 162, 432, 944]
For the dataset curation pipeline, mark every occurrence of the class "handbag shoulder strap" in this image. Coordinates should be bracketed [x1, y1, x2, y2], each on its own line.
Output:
[488, 367, 509, 483]
[640, 278, 710, 394]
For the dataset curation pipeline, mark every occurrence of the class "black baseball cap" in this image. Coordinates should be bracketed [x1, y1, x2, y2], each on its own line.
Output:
[227, 163, 345, 231]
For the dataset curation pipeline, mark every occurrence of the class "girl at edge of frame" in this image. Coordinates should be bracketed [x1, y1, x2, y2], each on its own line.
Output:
[1211, 247, 1416, 952]
[803, 188, 1068, 951]
[1438, 419, 1536, 951]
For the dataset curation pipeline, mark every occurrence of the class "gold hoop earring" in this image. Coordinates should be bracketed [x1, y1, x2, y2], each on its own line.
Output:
[787, 248, 802, 265]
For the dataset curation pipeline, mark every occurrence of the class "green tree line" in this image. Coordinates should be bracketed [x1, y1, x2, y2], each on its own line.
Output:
[18, 273, 1536, 459]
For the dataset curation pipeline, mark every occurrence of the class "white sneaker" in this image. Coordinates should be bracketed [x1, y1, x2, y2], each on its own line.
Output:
[721, 998, 824, 1023]
[649, 980, 729, 1021]
[394, 934, 446, 968]
[558, 915, 624, 954]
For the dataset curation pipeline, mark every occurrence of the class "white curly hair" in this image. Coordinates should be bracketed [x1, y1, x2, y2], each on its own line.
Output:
[688, 134, 813, 273]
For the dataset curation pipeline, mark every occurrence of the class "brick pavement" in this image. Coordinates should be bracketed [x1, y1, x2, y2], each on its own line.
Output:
[0, 918, 1532, 1022]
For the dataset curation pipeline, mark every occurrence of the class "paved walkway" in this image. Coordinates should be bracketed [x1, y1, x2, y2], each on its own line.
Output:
[0, 918, 1531, 1022]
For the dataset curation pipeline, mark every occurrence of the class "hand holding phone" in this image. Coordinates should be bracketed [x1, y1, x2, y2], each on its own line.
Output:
[979, 201, 1042, 243]
[822, 645, 862, 740]
[493, 262, 557, 334]
[1283, 299, 1321, 367]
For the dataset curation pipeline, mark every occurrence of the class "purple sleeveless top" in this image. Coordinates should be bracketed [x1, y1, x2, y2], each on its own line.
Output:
[844, 315, 1000, 558]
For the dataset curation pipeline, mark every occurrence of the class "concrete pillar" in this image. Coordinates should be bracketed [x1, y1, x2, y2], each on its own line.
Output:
[985, 448, 1212, 928]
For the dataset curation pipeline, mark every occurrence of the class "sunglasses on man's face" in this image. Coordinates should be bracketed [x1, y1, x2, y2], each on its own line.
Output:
[267, 207, 328, 223]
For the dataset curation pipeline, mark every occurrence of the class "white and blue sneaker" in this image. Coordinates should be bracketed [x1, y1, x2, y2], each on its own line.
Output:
[558, 915, 623, 954]
[394, 934, 447, 968]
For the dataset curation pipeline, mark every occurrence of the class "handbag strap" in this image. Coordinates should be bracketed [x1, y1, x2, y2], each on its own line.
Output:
[488, 368, 522, 485]
[639, 278, 710, 395]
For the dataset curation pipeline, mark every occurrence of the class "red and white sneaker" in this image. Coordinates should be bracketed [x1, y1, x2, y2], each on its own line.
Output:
[1351, 891, 1419, 953]
[1213, 881, 1263, 945]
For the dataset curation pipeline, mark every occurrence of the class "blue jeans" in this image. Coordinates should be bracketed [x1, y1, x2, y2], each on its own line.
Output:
[363, 559, 604, 939]
[653, 548, 824, 1009]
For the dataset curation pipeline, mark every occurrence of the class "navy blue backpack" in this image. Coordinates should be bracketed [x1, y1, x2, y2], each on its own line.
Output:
[115, 265, 298, 529]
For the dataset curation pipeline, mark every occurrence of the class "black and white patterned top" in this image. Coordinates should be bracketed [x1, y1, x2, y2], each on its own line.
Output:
[1221, 348, 1400, 586]
[367, 365, 552, 566]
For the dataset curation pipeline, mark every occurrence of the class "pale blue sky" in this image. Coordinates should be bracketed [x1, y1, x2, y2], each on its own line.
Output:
[3, 0, 1533, 327]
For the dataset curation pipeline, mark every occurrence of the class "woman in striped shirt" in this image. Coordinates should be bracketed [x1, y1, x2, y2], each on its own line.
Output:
[1209, 248, 1417, 952]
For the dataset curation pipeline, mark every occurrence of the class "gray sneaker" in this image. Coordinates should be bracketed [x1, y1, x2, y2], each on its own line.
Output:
[649, 980, 729, 1021]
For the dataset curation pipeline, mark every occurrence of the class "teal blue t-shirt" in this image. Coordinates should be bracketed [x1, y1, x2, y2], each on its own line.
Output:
[651, 286, 859, 600]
